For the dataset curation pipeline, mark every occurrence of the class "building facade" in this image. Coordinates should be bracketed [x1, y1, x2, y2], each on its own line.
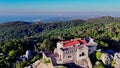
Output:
[54, 38, 98, 68]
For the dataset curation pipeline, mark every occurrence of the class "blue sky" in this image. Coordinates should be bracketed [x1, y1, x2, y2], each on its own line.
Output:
[0, 0, 120, 16]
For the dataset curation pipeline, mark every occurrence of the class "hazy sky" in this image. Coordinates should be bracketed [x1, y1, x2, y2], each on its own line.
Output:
[0, 0, 120, 16]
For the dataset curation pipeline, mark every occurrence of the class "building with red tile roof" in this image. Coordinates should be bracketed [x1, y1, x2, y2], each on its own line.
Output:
[54, 38, 98, 68]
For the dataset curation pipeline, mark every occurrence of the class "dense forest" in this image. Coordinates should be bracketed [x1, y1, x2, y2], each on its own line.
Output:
[0, 16, 120, 68]
[0, 19, 84, 42]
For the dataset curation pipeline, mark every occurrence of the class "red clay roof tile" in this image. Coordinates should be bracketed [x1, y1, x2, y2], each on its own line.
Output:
[63, 39, 86, 47]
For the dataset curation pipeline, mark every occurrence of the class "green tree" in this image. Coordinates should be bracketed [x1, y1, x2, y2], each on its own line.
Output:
[96, 51, 102, 60]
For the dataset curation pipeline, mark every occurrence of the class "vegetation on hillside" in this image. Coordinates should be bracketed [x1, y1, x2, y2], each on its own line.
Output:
[0, 16, 120, 67]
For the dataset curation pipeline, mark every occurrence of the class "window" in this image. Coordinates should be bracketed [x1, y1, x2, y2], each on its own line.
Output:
[68, 56, 71, 58]
[79, 52, 85, 57]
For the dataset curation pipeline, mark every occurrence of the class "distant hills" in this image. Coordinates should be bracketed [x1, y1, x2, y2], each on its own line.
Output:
[0, 16, 120, 42]
[0, 19, 84, 42]
[0, 16, 95, 23]
[41, 16, 93, 22]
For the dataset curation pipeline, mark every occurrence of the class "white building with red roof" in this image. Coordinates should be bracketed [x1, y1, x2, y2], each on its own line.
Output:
[54, 38, 98, 68]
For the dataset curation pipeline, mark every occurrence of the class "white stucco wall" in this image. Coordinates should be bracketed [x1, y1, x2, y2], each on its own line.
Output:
[88, 46, 97, 55]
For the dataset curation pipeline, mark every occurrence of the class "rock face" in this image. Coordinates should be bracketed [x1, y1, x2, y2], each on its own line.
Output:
[113, 52, 120, 68]
[101, 53, 113, 65]
[25, 50, 33, 59]
[32, 60, 54, 68]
